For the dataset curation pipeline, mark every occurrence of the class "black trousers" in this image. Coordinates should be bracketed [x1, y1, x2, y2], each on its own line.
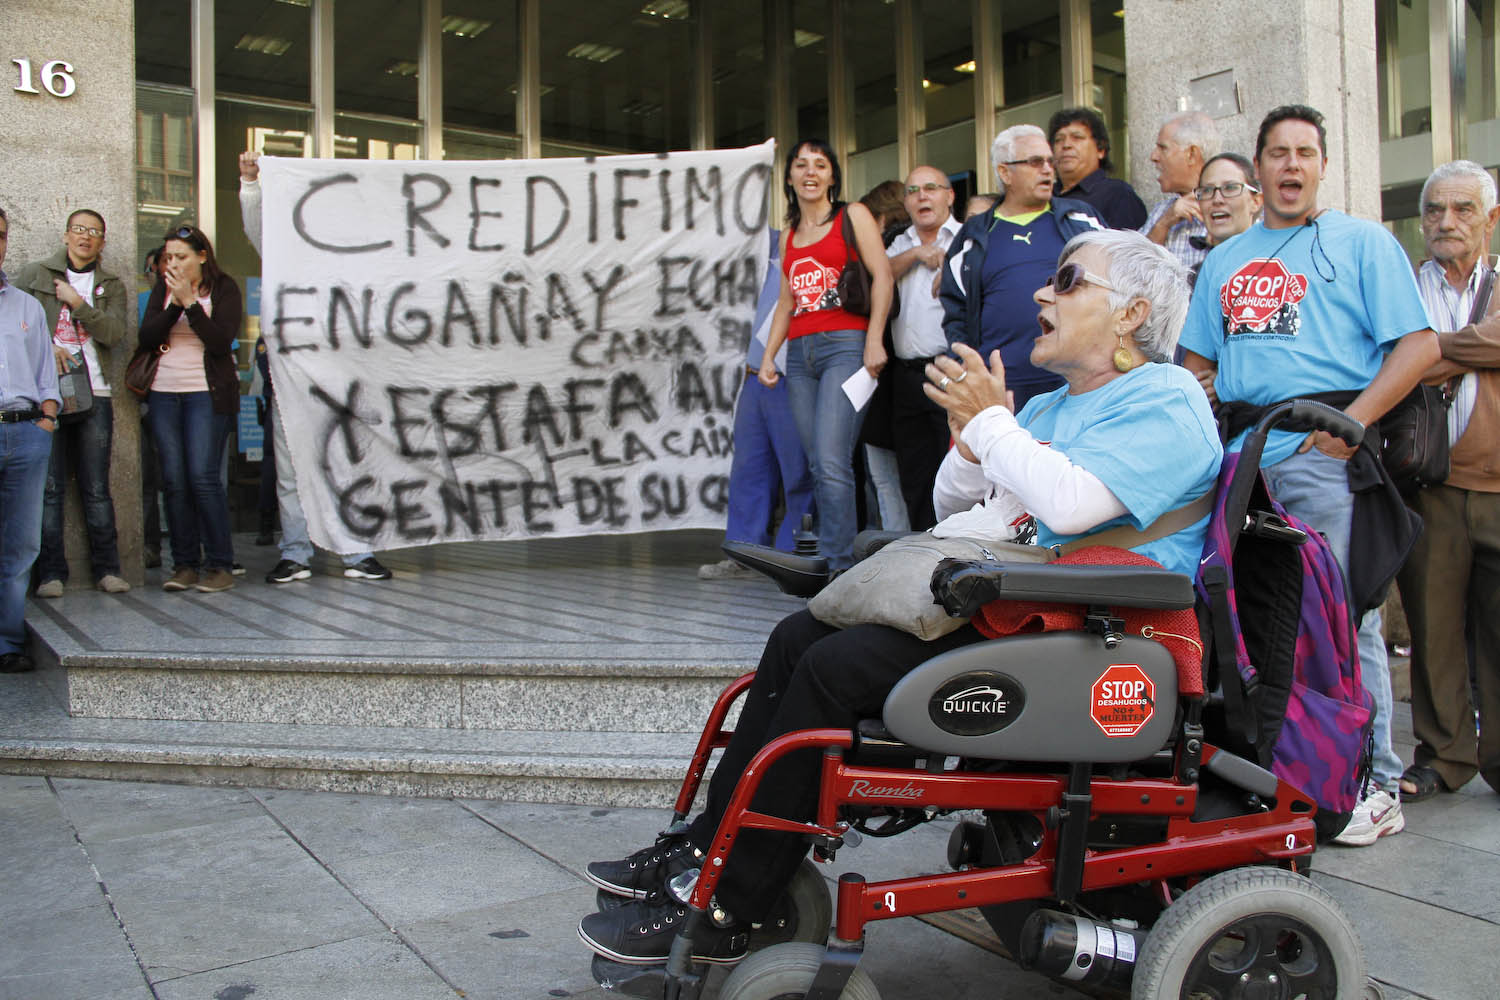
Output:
[687, 609, 983, 920]
[888, 360, 951, 531]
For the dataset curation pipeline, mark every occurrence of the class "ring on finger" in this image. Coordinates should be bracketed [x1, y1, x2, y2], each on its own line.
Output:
[938, 376, 952, 389]
[954, 371, 968, 383]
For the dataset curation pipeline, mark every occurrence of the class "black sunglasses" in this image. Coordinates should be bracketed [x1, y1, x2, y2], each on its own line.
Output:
[1045, 261, 1116, 295]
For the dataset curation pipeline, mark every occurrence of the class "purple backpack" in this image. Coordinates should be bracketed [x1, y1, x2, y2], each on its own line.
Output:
[1196, 451, 1374, 841]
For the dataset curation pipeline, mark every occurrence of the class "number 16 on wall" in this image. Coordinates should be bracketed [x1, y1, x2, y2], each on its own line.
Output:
[13, 58, 76, 98]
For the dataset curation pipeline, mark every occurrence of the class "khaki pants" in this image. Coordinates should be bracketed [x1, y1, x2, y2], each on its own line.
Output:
[1396, 484, 1500, 792]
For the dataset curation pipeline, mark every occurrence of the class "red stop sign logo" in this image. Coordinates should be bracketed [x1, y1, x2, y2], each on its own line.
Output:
[1090, 664, 1155, 738]
[1220, 257, 1308, 333]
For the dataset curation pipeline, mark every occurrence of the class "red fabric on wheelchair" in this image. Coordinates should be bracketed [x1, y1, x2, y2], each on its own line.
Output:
[971, 545, 1204, 697]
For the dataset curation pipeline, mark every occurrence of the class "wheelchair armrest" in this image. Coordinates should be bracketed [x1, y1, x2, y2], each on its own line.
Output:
[931, 559, 1196, 618]
[852, 529, 915, 561]
[722, 541, 830, 597]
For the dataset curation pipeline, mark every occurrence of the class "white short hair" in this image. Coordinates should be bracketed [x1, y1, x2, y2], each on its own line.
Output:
[1059, 229, 1190, 363]
[1421, 159, 1498, 215]
[990, 123, 1047, 197]
[1163, 111, 1221, 161]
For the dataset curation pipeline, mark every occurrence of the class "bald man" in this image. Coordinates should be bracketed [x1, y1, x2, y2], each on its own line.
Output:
[883, 166, 961, 528]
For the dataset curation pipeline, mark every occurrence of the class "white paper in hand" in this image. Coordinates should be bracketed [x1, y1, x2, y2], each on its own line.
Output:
[841, 367, 879, 411]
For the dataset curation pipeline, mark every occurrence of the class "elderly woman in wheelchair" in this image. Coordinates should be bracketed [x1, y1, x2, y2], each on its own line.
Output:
[579, 230, 1365, 999]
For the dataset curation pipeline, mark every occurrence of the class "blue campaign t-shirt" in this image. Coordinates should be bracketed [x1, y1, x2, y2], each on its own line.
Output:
[978, 211, 1066, 386]
[1179, 211, 1430, 466]
[1016, 363, 1223, 577]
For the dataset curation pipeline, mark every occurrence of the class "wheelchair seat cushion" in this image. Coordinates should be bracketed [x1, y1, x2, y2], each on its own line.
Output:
[973, 546, 1204, 696]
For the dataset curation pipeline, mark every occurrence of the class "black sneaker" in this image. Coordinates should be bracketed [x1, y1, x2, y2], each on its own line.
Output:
[343, 557, 392, 580]
[586, 836, 705, 900]
[578, 897, 748, 966]
[266, 559, 312, 584]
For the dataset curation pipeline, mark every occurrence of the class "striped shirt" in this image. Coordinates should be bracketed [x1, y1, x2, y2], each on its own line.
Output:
[1416, 258, 1490, 443]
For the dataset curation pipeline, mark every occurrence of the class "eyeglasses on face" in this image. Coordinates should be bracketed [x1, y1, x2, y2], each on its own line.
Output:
[67, 224, 104, 238]
[1004, 156, 1056, 171]
[1046, 261, 1115, 295]
[1194, 182, 1259, 201]
[905, 182, 951, 194]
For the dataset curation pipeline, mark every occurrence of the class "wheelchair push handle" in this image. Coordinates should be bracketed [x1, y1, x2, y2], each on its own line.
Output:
[1282, 399, 1365, 447]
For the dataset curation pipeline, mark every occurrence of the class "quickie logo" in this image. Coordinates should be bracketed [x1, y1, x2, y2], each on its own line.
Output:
[1220, 258, 1307, 334]
[942, 685, 1009, 714]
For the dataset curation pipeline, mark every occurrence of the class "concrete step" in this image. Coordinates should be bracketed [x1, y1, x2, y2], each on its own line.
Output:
[1, 668, 708, 807]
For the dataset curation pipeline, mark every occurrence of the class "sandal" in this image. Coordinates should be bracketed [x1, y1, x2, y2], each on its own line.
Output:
[1399, 764, 1448, 802]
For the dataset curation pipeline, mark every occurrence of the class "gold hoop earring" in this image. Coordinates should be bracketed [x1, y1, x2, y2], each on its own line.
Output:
[1113, 332, 1136, 373]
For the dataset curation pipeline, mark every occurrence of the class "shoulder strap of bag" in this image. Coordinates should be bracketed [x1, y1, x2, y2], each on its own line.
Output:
[1055, 491, 1215, 556]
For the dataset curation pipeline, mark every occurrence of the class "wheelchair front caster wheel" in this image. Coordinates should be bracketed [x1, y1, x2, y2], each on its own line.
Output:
[1131, 867, 1364, 1000]
[751, 859, 833, 949]
[718, 943, 881, 1000]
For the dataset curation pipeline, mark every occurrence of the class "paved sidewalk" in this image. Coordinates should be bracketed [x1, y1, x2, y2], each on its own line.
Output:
[4, 724, 1498, 1000]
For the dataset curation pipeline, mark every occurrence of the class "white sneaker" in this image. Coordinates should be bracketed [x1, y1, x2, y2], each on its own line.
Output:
[1332, 783, 1405, 846]
[698, 558, 754, 580]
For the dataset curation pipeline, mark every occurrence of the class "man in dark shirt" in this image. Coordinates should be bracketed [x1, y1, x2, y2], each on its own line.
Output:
[941, 124, 1106, 411]
[1049, 107, 1147, 230]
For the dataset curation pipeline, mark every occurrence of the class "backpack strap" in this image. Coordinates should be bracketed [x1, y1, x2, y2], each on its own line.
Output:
[1202, 564, 1259, 746]
[1055, 492, 1215, 556]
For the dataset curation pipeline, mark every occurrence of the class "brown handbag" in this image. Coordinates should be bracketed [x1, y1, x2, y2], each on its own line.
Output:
[834, 207, 899, 320]
[124, 343, 168, 399]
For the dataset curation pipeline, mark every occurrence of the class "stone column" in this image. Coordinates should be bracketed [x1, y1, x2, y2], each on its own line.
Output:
[1123, 0, 1381, 221]
[0, 0, 143, 588]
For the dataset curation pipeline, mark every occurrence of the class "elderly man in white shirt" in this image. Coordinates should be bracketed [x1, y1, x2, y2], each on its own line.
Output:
[883, 166, 963, 529]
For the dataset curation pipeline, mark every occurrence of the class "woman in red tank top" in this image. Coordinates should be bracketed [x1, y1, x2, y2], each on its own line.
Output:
[758, 140, 893, 570]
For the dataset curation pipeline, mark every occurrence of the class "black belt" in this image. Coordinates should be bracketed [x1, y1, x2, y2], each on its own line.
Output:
[896, 355, 937, 371]
[0, 408, 42, 423]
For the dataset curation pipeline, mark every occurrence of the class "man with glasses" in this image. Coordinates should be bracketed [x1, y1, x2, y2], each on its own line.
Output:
[1048, 107, 1147, 230]
[1396, 159, 1500, 803]
[1182, 105, 1439, 846]
[882, 166, 961, 529]
[1141, 111, 1221, 270]
[14, 210, 130, 596]
[0, 208, 61, 672]
[941, 124, 1105, 412]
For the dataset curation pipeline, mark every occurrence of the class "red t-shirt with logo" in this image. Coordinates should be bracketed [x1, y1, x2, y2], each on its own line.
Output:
[782, 207, 867, 339]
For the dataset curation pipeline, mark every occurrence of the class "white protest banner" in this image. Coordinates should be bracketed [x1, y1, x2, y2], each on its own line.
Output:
[259, 142, 774, 553]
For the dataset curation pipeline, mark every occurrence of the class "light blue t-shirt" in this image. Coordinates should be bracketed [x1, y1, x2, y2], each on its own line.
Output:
[1016, 363, 1223, 577]
[1179, 211, 1429, 466]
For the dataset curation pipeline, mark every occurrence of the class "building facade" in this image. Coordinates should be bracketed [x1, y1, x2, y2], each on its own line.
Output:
[1, 0, 1494, 577]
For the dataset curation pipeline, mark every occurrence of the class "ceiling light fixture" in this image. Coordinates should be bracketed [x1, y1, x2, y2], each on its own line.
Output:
[567, 42, 625, 63]
[441, 16, 493, 38]
[234, 35, 293, 57]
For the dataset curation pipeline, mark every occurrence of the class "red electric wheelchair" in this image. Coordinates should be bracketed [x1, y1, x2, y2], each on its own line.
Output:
[590, 402, 1371, 1000]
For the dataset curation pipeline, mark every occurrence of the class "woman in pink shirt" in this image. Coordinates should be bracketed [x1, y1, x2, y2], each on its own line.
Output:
[138, 225, 241, 593]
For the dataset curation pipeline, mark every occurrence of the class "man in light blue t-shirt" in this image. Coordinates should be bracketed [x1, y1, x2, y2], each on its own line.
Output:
[1181, 105, 1439, 848]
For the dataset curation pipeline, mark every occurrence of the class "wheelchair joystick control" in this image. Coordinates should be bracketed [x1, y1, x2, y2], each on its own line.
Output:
[793, 514, 819, 557]
[1018, 909, 1147, 990]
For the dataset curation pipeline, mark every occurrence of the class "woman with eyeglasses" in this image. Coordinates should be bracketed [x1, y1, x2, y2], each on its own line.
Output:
[757, 140, 895, 571]
[137, 225, 242, 593]
[580, 229, 1221, 968]
[1193, 153, 1263, 268]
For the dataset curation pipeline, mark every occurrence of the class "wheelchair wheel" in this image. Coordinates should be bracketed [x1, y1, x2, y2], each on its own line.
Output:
[719, 943, 881, 1000]
[752, 859, 834, 948]
[1131, 867, 1364, 1000]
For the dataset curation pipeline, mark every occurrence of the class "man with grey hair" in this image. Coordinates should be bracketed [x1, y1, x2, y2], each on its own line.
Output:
[1142, 111, 1221, 270]
[1396, 158, 1500, 802]
[940, 124, 1105, 411]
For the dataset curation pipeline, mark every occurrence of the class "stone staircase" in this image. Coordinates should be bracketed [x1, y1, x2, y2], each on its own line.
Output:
[1, 532, 799, 806]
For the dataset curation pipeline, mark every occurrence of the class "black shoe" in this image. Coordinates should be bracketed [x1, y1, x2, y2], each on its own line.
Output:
[231, 562, 247, 577]
[266, 559, 312, 584]
[578, 897, 748, 966]
[0, 652, 36, 673]
[586, 836, 705, 900]
[343, 557, 392, 580]
[143, 547, 162, 569]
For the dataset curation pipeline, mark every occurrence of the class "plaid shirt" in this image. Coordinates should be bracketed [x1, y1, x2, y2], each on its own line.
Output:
[1140, 197, 1208, 271]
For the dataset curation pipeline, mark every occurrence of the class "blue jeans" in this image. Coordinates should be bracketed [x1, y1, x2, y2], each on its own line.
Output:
[725, 374, 816, 550]
[786, 329, 868, 570]
[1, 421, 52, 654]
[271, 409, 370, 566]
[38, 397, 121, 582]
[147, 391, 234, 572]
[1263, 447, 1403, 791]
